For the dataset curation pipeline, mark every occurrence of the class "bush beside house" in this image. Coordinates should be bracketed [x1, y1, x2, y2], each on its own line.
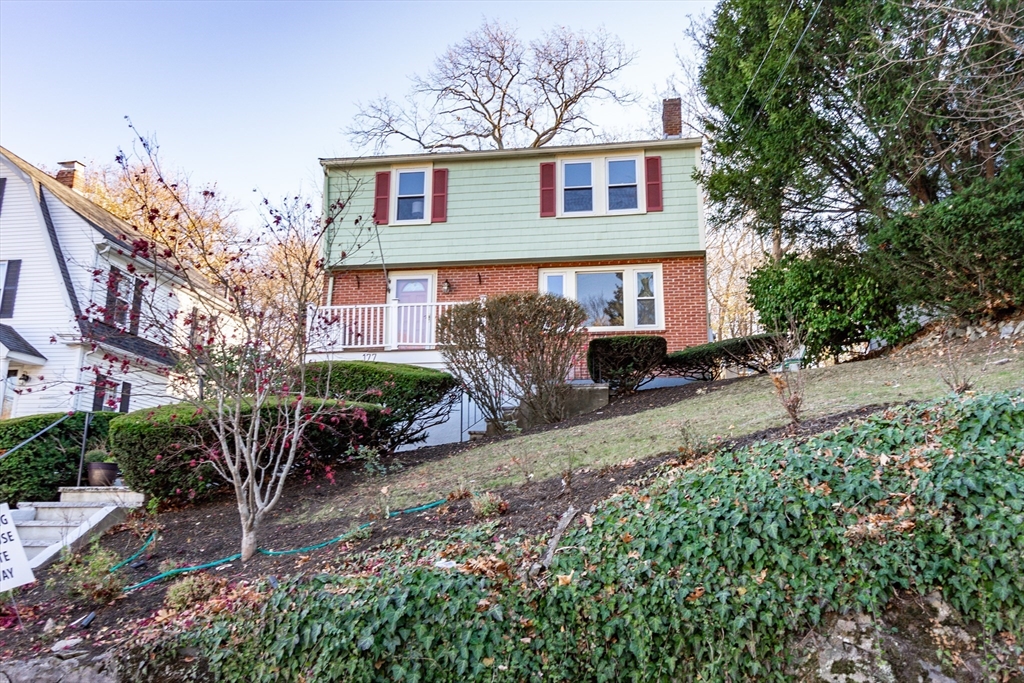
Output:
[306, 361, 459, 452]
[586, 336, 667, 394]
[661, 333, 783, 380]
[0, 412, 119, 505]
[109, 399, 388, 503]
[746, 248, 913, 364]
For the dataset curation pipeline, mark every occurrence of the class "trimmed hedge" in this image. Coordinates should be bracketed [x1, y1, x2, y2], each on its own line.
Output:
[586, 336, 667, 394]
[306, 361, 459, 451]
[0, 412, 119, 505]
[661, 333, 783, 381]
[108, 399, 387, 503]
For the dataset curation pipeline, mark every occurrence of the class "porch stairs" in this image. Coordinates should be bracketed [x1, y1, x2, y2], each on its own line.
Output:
[11, 487, 144, 569]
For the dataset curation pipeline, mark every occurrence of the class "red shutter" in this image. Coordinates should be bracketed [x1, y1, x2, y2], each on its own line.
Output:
[539, 162, 556, 217]
[431, 168, 448, 223]
[373, 171, 390, 225]
[645, 156, 663, 212]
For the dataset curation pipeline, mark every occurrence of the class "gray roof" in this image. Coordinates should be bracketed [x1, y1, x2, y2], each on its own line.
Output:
[0, 324, 47, 361]
[0, 146, 226, 300]
[320, 136, 702, 168]
[0, 145, 155, 248]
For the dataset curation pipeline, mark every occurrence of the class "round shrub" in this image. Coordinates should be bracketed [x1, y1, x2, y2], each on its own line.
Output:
[108, 399, 387, 503]
[586, 335, 667, 394]
[747, 248, 914, 364]
[306, 361, 459, 452]
[0, 411, 119, 505]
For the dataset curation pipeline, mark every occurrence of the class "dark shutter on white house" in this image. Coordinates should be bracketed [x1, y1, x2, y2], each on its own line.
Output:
[0, 259, 21, 318]
[119, 382, 132, 413]
[92, 374, 107, 412]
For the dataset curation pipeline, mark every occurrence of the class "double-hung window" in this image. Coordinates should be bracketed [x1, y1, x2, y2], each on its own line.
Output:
[563, 162, 593, 213]
[607, 159, 638, 211]
[396, 170, 426, 221]
[540, 264, 662, 330]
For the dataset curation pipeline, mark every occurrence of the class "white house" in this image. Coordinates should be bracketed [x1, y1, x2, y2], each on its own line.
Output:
[0, 146, 214, 419]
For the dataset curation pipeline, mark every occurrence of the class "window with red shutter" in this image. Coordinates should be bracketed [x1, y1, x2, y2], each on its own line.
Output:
[431, 168, 448, 223]
[373, 171, 390, 225]
[645, 156, 663, 212]
[539, 162, 556, 217]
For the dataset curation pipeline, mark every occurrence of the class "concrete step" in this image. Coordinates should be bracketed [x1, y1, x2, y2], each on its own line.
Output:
[14, 520, 83, 542]
[19, 504, 128, 570]
[19, 538, 51, 562]
[18, 501, 111, 523]
[8, 507, 36, 522]
[58, 486, 144, 507]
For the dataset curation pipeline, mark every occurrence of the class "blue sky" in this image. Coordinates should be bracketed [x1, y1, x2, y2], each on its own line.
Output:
[0, 0, 714, 224]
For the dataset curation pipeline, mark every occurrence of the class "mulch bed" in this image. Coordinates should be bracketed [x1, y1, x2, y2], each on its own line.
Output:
[0, 375, 885, 661]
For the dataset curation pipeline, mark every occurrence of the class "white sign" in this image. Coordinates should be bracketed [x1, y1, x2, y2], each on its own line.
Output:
[0, 503, 36, 592]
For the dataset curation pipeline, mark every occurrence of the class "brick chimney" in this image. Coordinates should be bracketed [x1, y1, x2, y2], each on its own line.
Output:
[662, 98, 682, 138]
[55, 160, 85, 192]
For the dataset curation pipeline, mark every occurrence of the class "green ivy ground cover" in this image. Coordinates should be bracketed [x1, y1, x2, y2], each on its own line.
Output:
[128, 391, 1024, 681]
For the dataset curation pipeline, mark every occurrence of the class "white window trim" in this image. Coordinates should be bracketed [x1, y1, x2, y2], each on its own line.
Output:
[556, 154, 646, 218]
[539, 263, 663, 331]
[606, 155, 646, 215]
[389, 165, 433, 226]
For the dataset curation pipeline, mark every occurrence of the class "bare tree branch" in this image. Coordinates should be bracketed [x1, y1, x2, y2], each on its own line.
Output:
[349, 20, 637, 152]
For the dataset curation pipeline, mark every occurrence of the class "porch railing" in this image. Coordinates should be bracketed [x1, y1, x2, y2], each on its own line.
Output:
[308, 302, 469, 352]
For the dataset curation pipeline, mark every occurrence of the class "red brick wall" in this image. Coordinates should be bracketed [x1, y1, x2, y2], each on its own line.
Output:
[324, 256, 708, 375]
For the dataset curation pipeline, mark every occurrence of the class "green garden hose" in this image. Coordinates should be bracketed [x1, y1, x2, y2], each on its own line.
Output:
[120, 497, 448, 592]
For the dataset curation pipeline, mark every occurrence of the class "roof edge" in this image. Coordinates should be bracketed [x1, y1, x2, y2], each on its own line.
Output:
[320, 136, 703, 169]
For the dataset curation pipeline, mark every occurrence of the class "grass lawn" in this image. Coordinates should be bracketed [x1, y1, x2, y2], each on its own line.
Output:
[286, 334, 1023, 522]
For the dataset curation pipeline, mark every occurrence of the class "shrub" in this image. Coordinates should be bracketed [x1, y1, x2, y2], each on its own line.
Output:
[128, 391, 1024, 681]
[661, 333, 783, 381]
[586, 336, 667, 394]
[165, 573, 226, 611]
[439, 293, 588, 430]
[306, 361, 459, 452]
[469, 491, 508, 518]
[747, 248, 915, 363]
[51, 541, 126, 603]
[0, 411, 119, 505]
[868, 157, 1024, 318]
[108, 399, 387, 503]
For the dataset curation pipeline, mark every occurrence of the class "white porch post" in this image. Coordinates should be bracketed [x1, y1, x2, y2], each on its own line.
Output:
[385, 301, 398, 350]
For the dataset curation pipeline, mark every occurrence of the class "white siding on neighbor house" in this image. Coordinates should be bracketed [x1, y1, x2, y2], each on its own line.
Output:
[0, 157, 84, 416]
[0, 156, 179, 418]
[42, 186, 104, 314]
[82, 350, 172, 413]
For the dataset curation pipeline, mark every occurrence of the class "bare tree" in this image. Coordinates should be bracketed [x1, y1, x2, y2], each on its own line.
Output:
[349, 20, 637, 152]
[706, 220, 770, 340]
[81, 148, 240, 278]
[83, 128, 377, 561]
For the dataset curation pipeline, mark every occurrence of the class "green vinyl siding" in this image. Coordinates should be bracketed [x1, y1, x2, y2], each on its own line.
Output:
[323, 143, 702, 269]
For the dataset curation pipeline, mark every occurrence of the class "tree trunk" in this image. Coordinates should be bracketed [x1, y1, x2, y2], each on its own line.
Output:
[772, 228, 783, 263]
[240, 526, 258, 562]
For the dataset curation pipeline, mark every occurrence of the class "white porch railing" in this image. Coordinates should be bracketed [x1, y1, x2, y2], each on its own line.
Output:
[308, 302, 468, 352]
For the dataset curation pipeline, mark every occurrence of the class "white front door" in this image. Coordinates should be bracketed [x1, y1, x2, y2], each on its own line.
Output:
[391, 274, 435, 347]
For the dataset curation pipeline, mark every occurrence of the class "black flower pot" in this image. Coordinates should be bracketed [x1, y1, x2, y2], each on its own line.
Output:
[87, 462, 118, 487]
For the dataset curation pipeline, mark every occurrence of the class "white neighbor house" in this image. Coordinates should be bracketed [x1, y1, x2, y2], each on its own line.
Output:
[0, 146, 211, 419]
